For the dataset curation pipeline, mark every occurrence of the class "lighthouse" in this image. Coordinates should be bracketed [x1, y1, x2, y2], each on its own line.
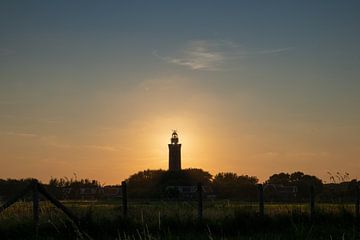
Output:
[168, 130, 181, 171]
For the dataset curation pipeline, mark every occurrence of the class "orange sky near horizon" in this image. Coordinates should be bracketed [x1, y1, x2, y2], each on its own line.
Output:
[1, 82, 359, 185]
[1, 2, 360, 185]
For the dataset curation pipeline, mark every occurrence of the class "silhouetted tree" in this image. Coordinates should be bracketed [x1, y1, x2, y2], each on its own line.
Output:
[126, 168, 212, 198]
[319, 179, 358, 203]
[265, 172, 323, 201]
[212, 172, 258, 200]
[126, 169, 165, 198]
[46, 177, 101, 199]
[266, 173, 291, 185]
[0, 178, 34, 200]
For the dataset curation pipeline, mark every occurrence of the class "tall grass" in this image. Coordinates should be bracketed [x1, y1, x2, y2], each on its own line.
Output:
[0, 200, 359, 239]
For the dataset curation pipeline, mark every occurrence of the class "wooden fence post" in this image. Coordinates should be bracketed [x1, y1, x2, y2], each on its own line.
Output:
[310, 185, 315, 220]
[32, 180, 40, 235]
[1, 180, 90, 239]
[257, 184, 264, 217]
[356, 182, 359, 220]
[122, 181, 127, 217]
[197, 182, 203, 220]
[38, 183, 94, 239]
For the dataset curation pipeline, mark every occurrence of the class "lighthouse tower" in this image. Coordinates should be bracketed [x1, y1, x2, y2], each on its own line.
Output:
[168, 131, 181, 171]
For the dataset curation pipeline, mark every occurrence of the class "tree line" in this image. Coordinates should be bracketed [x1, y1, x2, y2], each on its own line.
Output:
[125, 169, 324, 201]
[0, 169, 358, 202]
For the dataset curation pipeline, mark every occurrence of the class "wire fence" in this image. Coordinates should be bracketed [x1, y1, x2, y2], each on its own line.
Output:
[0, 180, 359, 239]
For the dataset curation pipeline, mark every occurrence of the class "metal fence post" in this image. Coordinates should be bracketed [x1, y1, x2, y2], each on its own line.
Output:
[197, 182, 203, 220]
[310, 185, 315, 220]
[122, 181, 127, 217]
[257, 184, 264, 217]
[356, 182, 359, 220]
[32, 180, 40, 235]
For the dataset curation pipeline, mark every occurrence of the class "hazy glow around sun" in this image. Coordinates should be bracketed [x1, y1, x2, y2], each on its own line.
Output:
[137, 116, 204, 169]
[1, 1, 360, 184]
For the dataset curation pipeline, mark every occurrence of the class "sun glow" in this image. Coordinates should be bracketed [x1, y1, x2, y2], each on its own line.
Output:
[139, 116, 207, 170]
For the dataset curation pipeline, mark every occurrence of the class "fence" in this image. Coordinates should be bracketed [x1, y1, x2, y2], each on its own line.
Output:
[0, 180, 359, 238]
[0, 179, 91, 239]
[119, 182, 360, 221]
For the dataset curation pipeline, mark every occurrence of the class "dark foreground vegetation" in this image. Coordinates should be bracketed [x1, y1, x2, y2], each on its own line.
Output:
[0, 169, 357, 202]
[0, 200, 360, 240]
[0, 170, 359, 239]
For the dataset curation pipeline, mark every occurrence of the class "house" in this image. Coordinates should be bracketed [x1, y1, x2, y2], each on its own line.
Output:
[103, 186, 122, 199]
[165, 185, 213, 199]
[263, 184, 297, 201]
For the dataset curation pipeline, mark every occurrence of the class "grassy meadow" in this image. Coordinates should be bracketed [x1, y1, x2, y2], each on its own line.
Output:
[0, 200, 359, 240]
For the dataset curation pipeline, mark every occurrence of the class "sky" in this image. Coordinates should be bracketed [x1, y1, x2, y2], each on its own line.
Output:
[0, 1, 359, 184]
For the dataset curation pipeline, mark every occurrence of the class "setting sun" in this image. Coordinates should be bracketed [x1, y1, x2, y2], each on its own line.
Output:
[1, 2, 360, 239]
[0, 1, 359, 185]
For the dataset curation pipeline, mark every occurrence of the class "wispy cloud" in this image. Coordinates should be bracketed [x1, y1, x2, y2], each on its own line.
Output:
[256, 47, 293, 55]
[0, 100, 18, 105]
[46, 141, 120, 152]
[154, 39, 292, 71]
[40, 118, 64, 125]
[0, 114, 16, 118]
[0, 48, 15, 56]
[1, 130, 120, 153]
[4, 132, 38, 138]
[83, 145, 119, 152]
[154, 40, 232, 71]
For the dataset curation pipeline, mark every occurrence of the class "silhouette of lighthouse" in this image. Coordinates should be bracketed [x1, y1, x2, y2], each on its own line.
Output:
[168, 130, 181, 171]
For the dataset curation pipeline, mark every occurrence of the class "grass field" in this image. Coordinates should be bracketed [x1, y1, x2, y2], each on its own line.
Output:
[0, 200, 359, 240]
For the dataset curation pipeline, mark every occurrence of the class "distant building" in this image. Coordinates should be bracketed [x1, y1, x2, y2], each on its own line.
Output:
[168, 131, 181, 171]
[165, 185, 213, 199]
[264, 184, 297, 200]
[79, 187, 101, 199]
[103, 186, 121, 198]
[59, 186, 121, 200]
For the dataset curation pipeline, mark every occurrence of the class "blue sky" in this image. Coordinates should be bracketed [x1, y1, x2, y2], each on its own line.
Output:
[0, 1, 359, 183]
